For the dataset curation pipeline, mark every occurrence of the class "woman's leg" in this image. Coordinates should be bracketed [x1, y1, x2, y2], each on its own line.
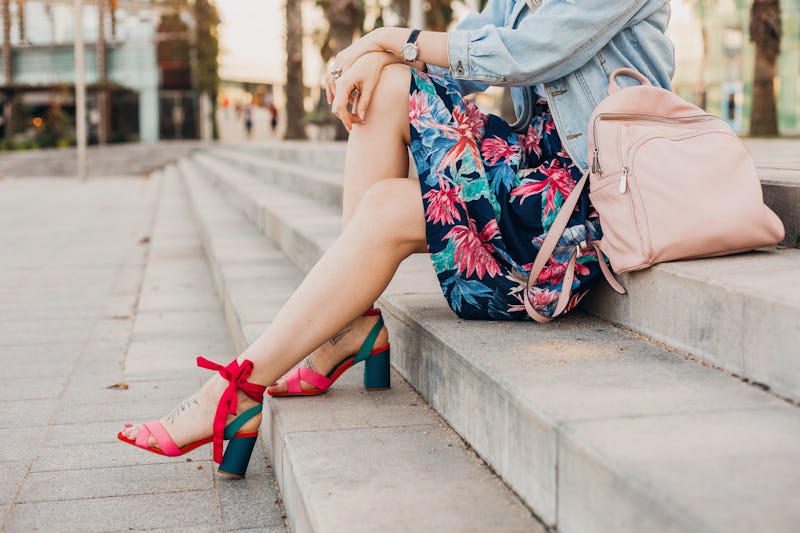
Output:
[268, 64, 414, 393]
[342, 64, 412, 226]
[122, 64, 421, 448]
[122, 178, 427, 446]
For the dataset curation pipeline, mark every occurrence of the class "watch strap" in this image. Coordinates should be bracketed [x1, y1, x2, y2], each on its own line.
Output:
[407, 29, 421, 45]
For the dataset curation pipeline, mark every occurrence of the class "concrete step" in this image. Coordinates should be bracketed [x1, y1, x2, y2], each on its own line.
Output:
[210, 146, 343, 209]
[745, 138, 800, 242]
[176, 157, 544, 533]
[203, 145, 800, 403]
[189, 148, 800, 532]
[218, 139, 800, 237]
[220, 141, 347, 173]
[0, 141, 202, 178]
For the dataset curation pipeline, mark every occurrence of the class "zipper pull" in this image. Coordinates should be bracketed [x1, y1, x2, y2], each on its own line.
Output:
[591, 148, 601, 175]
[619, 166, 629, 194]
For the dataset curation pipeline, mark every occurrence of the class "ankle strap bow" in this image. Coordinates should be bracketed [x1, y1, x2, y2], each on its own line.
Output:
[196, 356, 266, 463]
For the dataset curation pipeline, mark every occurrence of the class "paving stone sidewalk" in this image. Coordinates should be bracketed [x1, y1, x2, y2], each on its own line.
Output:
[0, 173, 285, 532]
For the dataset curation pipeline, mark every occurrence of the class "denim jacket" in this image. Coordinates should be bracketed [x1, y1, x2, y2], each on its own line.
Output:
[427, 0, 674, 170]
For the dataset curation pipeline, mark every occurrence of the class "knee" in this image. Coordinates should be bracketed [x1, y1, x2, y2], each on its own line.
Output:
[352, 179, 425, 246]
[357, 179, 403, 221]
[370, 64, 412, 112]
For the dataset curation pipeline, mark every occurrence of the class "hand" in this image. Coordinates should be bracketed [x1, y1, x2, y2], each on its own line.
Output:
[330, 52, 394, 132]
[334, 28, 386, 74]
[325, 29, 387, 104]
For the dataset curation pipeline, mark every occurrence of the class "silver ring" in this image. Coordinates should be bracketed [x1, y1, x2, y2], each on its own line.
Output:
[330, 67, 342, 79]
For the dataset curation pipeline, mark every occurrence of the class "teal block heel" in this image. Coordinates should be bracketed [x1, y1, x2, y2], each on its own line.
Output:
[363, 348, 391, 390]
[218, 435, 258, 479]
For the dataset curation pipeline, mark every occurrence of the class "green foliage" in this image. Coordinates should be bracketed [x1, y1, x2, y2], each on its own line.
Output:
[194, 0, 221, 96]
[194, 0, 220, 139]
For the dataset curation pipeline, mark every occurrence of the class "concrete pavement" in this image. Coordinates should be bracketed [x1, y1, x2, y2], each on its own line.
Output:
[0, 173, 285, 532]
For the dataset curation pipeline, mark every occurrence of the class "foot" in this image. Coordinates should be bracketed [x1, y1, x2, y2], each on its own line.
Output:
[266, 312, 389, 394]
[119, 375, 262, 451]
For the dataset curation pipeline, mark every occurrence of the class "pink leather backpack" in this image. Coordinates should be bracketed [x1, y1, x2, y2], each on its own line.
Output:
[525, 68, 785, 322]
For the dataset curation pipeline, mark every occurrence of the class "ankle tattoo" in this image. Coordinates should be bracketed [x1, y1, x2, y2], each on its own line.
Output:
[329, 327, 351, 346]
[166, 398, 198, 424]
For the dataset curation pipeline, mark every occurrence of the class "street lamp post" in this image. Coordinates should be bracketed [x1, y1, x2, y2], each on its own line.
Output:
[73, 0, 87, 181]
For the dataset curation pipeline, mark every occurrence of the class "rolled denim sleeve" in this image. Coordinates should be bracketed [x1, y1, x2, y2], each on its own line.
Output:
[425, 0, 509, 95]
[448, 0, 659, 86]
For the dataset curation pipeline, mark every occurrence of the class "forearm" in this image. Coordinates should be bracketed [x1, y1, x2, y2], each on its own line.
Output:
[369, 27, 450, 71]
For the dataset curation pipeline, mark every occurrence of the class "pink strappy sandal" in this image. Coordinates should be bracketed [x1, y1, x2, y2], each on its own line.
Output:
[268, 308, 391, 397]
[117, 356, 266, 478]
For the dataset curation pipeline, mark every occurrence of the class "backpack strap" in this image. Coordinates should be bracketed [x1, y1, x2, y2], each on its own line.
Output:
[524, 170, 625, 323]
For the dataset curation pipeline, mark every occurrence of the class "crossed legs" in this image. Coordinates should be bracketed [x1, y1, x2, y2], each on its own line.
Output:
[121, 65, 424, 447]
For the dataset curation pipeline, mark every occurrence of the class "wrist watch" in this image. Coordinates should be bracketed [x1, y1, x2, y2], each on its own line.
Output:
[402, 29, 422, 62]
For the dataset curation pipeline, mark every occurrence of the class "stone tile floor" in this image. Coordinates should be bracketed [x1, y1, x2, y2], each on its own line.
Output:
[0, 174, 285, 532]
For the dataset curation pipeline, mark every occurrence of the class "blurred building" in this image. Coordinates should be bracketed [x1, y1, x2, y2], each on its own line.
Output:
[0, 0, 201, 146]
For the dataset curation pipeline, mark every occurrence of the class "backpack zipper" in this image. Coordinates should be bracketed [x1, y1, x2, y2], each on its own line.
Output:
[591, 113, 714, 176]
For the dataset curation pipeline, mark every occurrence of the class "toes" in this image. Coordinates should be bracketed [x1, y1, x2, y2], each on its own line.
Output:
[121, 423, 141, 439]
[267, 380, 287, 394]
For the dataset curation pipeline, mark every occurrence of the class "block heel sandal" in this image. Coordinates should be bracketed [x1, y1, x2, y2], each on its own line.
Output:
[268, 308, 391, 397]
[118, 356, 266, 479]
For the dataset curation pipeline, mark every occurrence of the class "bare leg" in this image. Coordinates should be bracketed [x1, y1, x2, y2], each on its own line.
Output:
[269, 64, 414, 394]
[122, 180, 427, 446]
[241, 178, 426, 384]
[122, 65, 423, 448]
[342, 64, 412, 226]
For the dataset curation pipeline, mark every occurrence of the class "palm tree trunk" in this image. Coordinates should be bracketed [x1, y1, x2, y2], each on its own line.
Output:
[325, 0, 360, 140]
[284, 0, 307, 139]
[16, 0, 24, 43]
[749, 0, 781, 135]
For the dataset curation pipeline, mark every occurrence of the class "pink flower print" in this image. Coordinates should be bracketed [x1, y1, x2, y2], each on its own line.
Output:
[444, 218, 502, 279]
[542, 116, 556, 135]
[521, 126, 542, 158]
[556, 149, 575, 164]
[409, 91, 431, 127]
[565, 290, 588, 313]
[510, 159, 576, 216]
[481, 135, 520, 166]
[423, 181, 465, 225]
[536, 257, 567, 285]
[507, 291, 527, 314]
[536, 256, 590, 285]
[529, 287, 559, 309]
[434, 106, 484, 178]
[463, 98, 488, 139]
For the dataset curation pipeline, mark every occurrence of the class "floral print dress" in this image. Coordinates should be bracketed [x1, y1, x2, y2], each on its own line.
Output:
[408, 69, 604, 320]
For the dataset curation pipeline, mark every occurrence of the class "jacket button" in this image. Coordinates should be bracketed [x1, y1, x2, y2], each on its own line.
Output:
[456, 61, 465, 75]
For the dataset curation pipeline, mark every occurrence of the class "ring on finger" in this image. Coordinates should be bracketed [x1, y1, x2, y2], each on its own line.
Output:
[330, 66, 342, 79]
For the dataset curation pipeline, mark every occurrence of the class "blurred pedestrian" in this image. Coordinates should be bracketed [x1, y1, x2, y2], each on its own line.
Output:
[244, 105, 253, 139]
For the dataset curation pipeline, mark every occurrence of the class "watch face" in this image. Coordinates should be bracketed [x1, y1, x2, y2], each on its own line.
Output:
[402, 43, 418, 62]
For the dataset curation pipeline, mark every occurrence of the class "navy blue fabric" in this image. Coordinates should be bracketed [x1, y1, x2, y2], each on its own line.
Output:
[408, 69, 603, 320]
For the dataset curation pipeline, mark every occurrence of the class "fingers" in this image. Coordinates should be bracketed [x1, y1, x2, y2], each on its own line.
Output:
[325, 75, 336, 105]
[356, 84, 374, 123]
[331, 78, 364, 132]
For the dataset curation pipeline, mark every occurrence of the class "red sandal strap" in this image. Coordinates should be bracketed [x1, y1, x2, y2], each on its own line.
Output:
[136, 421, 181, 456]
[285, 365, 333, 394]
[196, 356, 266, 464]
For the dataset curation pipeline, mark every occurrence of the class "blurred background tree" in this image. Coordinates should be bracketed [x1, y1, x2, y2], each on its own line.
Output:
[194, 0, 222, 139]
[285, 0, 308, 139]
[749, 0, 782, 135]
[686, 0, 718, 110]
